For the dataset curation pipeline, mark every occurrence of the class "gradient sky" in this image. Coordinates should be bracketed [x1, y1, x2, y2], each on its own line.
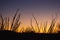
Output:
[0, 0, 60, 27]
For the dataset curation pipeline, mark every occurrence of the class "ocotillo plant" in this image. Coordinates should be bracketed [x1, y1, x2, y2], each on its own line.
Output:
[32, 14, 40, 32]
[43, 22, 47, 33]
[0, 14, 4, 30]
[30, 18, 35, 32]
[11, 9, 21, 32]
[48, 14, 57, 33]
[0, 10, 59, 33]
[4, 17, 9, 30]
[0, 9, 21, 32]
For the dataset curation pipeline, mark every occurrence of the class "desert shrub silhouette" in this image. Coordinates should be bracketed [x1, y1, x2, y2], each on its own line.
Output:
[0, 9, 21, 32]
[0, 9, 60, 40]
[0, 9, 60, 33]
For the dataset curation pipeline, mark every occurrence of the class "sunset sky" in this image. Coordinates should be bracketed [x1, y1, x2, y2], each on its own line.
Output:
[0, 0, 60, 27]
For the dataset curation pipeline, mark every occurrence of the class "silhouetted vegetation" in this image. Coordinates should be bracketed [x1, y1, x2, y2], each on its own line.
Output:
[0, 9, 21, 32]
[0, 9, 60, 33]
[0, 9, 60, 40]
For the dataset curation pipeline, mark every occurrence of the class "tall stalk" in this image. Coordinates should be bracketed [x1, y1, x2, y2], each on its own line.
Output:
[11, 9, 19, 30]
[0, 14, 4, 30]
[30, 18, 35, 32]
[32, 14, 40, 32]
[48, 14, 57, 33]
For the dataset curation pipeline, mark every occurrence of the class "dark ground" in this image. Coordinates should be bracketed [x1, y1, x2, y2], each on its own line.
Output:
[0, 30, 60, 40]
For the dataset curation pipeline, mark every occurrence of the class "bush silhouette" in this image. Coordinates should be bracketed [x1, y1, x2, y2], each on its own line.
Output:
[0, 9, 60, 33]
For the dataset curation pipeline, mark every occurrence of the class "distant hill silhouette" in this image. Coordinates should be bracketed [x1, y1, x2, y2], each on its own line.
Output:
[0, 30, 60, 40]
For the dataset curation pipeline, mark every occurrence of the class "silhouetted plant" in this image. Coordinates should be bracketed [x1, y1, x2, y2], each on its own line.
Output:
[0, 14, 4, 30]
[48, 14, 57, 33]
[4, 17, 9, 30]
[0, 9, 59, 33]
[32, 14, 40, 32]
[11, 9, 19, 30]
[0, 9, 21, 32]
[30, 18, 35, 32]
[43, 22, 47, 33]
[10, 9, 21, 32]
